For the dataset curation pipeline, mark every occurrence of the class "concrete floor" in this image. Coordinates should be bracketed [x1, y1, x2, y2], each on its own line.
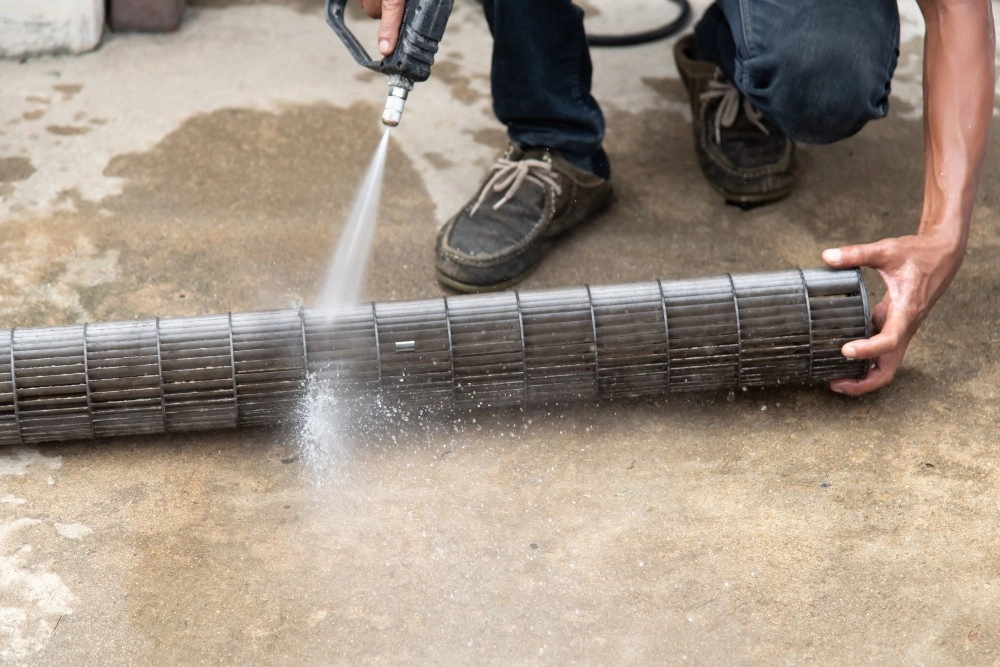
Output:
[1, 0, 999, 663]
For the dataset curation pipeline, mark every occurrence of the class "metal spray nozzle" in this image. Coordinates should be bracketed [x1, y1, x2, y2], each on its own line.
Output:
[382, 75, 413, 127]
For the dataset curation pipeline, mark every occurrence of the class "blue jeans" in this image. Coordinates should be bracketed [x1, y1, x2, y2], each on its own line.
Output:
[483, 0, 900, 168]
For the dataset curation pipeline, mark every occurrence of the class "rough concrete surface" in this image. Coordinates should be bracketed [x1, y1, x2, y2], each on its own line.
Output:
[1, 0, 999, 664]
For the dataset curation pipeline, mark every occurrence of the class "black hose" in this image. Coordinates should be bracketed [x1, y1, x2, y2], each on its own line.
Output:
[586, 0, 692, 47]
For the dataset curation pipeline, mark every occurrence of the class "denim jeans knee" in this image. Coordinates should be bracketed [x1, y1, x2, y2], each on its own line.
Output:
[696, 0, 900, 145]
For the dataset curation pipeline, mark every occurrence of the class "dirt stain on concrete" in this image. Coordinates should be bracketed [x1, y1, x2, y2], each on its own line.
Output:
[46, 125, 91, 136]
[0, 157, 34, 182]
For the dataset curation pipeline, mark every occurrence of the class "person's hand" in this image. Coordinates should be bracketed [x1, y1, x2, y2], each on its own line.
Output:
[821, 231, 965, 396]
[357, 0, 405, 56]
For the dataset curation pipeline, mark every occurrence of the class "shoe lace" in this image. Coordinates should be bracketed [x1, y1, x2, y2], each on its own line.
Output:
[699, 74, 771, 144]
[469, 155, 563, 217]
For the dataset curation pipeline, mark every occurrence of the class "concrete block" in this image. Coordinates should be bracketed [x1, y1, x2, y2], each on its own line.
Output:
[109, 0, 187, 32]
[0, 0, 104, 58]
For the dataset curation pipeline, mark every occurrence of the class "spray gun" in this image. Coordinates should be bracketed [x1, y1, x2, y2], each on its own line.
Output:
[326, 0, 454, 127]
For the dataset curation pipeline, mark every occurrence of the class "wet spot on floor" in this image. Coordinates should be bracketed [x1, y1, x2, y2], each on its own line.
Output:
[432, 61, 484, 105]
[0, 227, 120, 326]
[641, 76, 686, 103]
[46, 125, 90, 136]
[90, 102, 438, 317]
[0, 157, 35, 182]
[468, 127, 506, 151]
[423, 151, 454, 170]
[53, 83, 83, 97]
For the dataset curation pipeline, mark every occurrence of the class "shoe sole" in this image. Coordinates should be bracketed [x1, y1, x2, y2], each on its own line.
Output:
[715, 180, 795, 207]
[435, 263, 540, 294]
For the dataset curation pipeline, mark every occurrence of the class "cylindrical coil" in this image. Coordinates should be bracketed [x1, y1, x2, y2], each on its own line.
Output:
[0, 268, 869, 445]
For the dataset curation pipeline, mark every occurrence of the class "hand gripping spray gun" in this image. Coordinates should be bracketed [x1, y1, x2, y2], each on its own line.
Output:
[326, 0, 454, 126]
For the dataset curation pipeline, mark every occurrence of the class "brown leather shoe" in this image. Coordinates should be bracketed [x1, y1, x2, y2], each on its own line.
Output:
[674, 35, 796, 206]
[435, 144, 613, 293]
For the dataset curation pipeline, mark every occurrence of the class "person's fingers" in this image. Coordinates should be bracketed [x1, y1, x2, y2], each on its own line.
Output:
[828, 357, 897, 395]
[830, 340, 906, 395]
[821, 234, 959, 396]
[842, 311, 908, 360]
[822, 240, 894, 270]
[378, 0, 405, 55]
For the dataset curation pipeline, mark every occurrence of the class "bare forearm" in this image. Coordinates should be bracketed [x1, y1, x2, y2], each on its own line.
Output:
[918, 0, 996, 248]
[823, 0, 995, 394]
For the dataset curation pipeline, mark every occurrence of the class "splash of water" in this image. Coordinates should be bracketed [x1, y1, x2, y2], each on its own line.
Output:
[318, 126, 391, 314]
[297, 127, 391, 483]
[295, 376, 357, 483]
